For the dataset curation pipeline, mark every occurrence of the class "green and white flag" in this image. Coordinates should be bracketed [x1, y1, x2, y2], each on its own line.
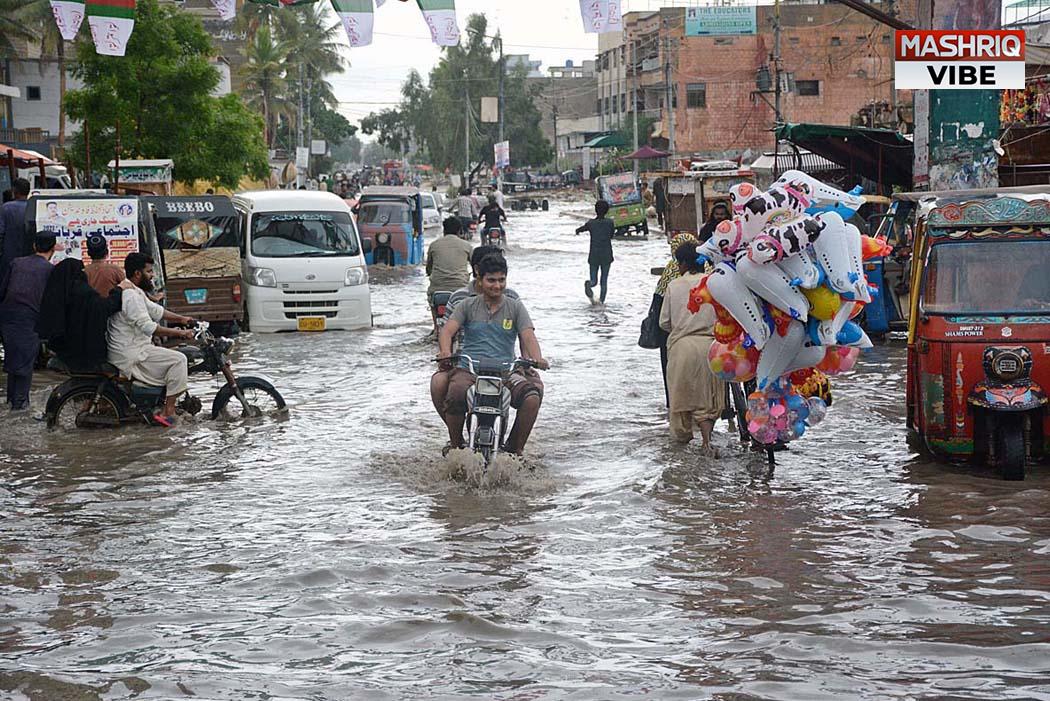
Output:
[417, 0, 458, 47]
[50, 0, 85, 41]
[332, 0, 373, 47]
[86, 0, 135, 56]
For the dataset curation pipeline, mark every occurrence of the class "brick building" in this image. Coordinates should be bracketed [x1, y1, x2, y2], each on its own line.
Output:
[595, 1, 917, 160]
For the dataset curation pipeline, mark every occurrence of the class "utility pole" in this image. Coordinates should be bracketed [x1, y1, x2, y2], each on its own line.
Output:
[551, 101, 559, 172]
[465, 81, 471, 181]
[664, 36, 676, 159]
[297, 63, 305, 187]
[632, 38, 639, 177]
[772, 0, 782, 176]
[497, 34, 505, 193]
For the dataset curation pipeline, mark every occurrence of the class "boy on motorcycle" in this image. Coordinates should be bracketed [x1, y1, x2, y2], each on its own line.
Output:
[434, 254, 548, 455]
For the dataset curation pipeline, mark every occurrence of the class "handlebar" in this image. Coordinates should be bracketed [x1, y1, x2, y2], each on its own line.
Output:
[433, 354, 545, 372]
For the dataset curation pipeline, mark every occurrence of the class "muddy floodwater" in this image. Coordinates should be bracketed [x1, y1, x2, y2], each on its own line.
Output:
[2, 199, 1050, 700]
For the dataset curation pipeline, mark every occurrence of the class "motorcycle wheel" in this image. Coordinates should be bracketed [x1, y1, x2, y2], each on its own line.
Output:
[49, 386, 124, 430]
[211, 377, 286, 420]
[996, 416, 1026, 481]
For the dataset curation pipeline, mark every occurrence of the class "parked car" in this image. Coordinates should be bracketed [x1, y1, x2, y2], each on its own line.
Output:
[420, 191, 442, 230]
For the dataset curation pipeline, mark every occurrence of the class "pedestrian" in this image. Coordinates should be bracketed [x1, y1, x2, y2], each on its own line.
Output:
[641, 180, 654, 209]
[575, 199, 615, 304]
[653, 177, 667, 232]
[653, 233, 701, 407]
[425, 217, 473, 328]
[0, 233, 56, 410]
[84, 234, 126, 296]
[659, 242, 725, 453]
[0, 178, 31, 281]
[698, 200, 732, 243]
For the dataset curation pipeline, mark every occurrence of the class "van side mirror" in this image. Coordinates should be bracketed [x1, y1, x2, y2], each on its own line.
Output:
[361, 238, 373, 255]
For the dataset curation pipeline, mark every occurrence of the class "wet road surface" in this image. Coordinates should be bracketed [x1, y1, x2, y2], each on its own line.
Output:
[2, 199, 1050, 700]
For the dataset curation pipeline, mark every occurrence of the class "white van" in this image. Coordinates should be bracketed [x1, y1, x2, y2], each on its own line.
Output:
[233, 190, 372, 333]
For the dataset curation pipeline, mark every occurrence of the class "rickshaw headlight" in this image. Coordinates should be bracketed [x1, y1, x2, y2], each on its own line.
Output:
[991, 351, 1024, 382]
[344, 268, 368, 287]
[376, 232, 391, 245]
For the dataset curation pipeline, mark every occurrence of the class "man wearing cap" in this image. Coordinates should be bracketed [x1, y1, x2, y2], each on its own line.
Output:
[0, 233, 57, 409]
[84, 234, 126, 297]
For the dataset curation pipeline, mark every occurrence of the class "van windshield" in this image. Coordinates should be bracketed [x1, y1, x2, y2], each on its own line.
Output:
[357, 201, 412, 225]
[923, 240, 1050, 315]
[251, 211, 360, 258]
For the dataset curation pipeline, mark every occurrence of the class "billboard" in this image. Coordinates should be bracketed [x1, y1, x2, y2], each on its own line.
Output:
[685, 6, 756, 36]
[35, 198, 140, 264]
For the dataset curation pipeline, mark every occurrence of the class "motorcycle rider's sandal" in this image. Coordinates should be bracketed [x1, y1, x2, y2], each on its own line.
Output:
[152, 413, 176, 428]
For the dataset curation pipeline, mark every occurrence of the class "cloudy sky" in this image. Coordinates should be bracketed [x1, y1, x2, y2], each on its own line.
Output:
[331, 0, 702, 130]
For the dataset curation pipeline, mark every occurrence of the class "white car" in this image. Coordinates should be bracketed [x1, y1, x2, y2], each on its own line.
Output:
[233, 190, 372, 333]
[420, 192, 442, 230]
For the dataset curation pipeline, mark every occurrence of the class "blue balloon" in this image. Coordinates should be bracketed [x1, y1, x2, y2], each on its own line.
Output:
[794, 420, 807, 437]
[786, 394, 806, 410]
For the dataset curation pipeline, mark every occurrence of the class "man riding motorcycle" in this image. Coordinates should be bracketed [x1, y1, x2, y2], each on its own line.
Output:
[107, 252, 197, 427]
[478, 194, 508, 246]
[433, 253, 548, 455]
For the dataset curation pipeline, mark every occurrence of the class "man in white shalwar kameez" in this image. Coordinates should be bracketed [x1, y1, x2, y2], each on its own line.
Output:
[107, 253, 197, 426]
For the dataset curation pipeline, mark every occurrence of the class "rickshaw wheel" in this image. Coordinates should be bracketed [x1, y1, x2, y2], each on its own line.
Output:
[996, 417, 1026, 481]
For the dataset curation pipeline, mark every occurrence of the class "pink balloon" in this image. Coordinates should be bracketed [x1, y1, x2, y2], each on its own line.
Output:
[769, 403, 786, 418]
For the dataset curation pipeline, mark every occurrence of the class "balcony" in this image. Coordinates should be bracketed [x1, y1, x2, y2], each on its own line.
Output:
[0, 128, 56, 156]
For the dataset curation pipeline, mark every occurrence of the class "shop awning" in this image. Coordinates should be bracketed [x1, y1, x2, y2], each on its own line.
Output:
[750, 148, 841, 174]
[626, 145, 671, 159]
[775, 123, 913, 190]
[582, 133, 627, 149]
[0, 144, 56, 167]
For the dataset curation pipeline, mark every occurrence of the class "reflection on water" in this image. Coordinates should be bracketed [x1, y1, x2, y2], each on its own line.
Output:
[2, 200, 1050, 699]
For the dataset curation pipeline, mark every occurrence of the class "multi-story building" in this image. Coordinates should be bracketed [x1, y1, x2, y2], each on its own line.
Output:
[613, 1, 917, 160]
[525, 59, 598, 168]
[595, 31, 627, 131]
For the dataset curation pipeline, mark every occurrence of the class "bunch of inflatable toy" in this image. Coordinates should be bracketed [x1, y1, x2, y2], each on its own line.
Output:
[688, 170, 891, 446]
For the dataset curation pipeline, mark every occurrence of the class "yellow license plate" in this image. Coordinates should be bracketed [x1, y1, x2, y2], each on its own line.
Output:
[297, 317, 326, 332]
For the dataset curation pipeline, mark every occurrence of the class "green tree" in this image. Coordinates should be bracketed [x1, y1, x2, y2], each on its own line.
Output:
[361, 13, 552, 171]
[64, 0, 268, 188]
[0, 0, 35, 56]
[362, 140, 398, 167]
[331, 134, 362, 165]
[240, 24, 289, 147]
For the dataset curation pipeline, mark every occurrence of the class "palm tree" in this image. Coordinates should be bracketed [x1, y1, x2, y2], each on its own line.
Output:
[240, 24, 288, 147]
[18, 0, 72, 145]
[0, 0, 35, 56]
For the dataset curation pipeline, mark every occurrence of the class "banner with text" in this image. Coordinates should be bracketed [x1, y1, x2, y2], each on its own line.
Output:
[685, 6, 756, 36]
[36, 198, 140, 264]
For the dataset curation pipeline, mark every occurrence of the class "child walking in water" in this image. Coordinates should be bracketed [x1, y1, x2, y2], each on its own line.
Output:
[575, 200, 615, 305]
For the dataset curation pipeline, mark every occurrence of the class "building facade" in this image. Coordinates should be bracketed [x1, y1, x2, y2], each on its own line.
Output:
[613, 1, 917, 159]
[525, 59, 598, 168]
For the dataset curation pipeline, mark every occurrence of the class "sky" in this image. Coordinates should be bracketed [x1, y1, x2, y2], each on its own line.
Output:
[331, 0, 704, 131]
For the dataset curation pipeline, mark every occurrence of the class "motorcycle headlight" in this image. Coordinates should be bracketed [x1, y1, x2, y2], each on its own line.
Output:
[476, 377, 502, 396]
[249, 267, 277, 288]
[345, 267, 368, 287]
[991, 350, 1024, 382]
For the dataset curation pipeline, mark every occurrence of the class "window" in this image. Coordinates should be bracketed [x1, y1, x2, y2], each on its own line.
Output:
[604, 96, 610, 113]
[856, 35, 866, 42]
[789, 36, 800, 44]
[612, 50, 618, 67]
[714, 37, 733, 45]
[882, 34, 891, 43]
[26, 86, 41, 101]
[797, 80, 820, 96]
[922, 241, 1050, 315]
[686, 82, 706, 109]
[251, 211, 361, 258]
[621, 93, 627, 112]
[596, 98, 602, 114]
[613, 95, 619, 113]
[830, 36, 842, 46]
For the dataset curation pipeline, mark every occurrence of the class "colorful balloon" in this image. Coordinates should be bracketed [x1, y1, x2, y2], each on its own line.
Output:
[778, 248, 822, 289]
[736, 256, 810, 322]
[816, 346, 860, 375]
[802, 285, 842, 321]
[706, 262, 771, 350]
[755, 319, 807, 389]
[707, 337, 760, 383]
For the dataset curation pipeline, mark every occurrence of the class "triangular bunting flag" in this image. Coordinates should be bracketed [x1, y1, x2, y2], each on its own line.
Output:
[417, 0, 458, 47]
[210, 0, 235, 21]
[332, 0, 373, 47]
[579, 0, 621, 33]
[375, 0, 385, 5]
[87, 0, 135, 56]
[50, 0, 86, 41]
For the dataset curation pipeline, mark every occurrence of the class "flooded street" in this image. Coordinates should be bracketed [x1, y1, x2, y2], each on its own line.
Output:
[3, 199, 1050, 700]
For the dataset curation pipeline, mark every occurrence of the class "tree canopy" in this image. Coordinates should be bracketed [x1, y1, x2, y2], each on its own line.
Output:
[63, 0, 269, 189]
[361, 13, 552, 172]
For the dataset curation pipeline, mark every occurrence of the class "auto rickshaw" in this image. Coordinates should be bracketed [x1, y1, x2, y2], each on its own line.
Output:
[354, 186, 424, 266]
[596, 172, 648, 238]
[907, 187, 1050, 480]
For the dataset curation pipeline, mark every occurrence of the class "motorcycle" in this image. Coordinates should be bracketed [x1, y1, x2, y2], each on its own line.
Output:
[438, 353, 541, 468]
[430, 290, 453, 337]
[482, 225, 506, 250]
[44, 322, 286, 429]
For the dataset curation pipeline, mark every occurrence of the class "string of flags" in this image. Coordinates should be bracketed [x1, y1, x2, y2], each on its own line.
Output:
[48, 0, 461, 56]
[48, 1, 627, 57]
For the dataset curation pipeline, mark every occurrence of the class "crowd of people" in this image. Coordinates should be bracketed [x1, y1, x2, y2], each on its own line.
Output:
[0, 177, 197, 424]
